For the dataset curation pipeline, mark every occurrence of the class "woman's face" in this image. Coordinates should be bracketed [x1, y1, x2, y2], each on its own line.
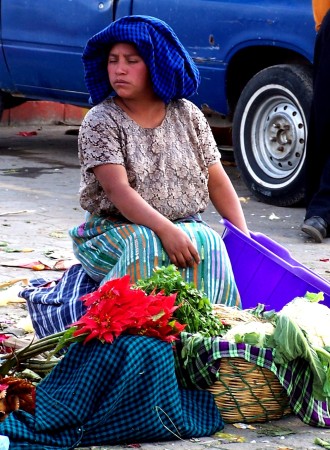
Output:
[107, 42, 153, 100]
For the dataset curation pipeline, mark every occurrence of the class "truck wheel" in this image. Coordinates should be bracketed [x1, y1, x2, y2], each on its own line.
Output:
[232, 64, 313, 206]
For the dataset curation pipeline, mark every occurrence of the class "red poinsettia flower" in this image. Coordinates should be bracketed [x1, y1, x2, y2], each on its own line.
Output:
[0, 383, 9, 393]
[0, 335, 9, 344]
[0, 334, 12, 355]
[71, 275, 186, 345]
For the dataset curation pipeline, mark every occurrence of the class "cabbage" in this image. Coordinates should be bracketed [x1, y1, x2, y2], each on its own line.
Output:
[222, 321, 275, 347]
[270, 294, 330, 401]
[279, 295, 330, 349]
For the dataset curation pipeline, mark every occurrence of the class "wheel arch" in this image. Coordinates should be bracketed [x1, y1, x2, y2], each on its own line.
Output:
[225, 46, 312, 119]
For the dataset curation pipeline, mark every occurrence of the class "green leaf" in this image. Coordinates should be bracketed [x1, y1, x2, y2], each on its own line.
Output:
[240, 332, 261, 346]
[304, 291, 324, 303]
[315, 437, 330, 449]
[272, 314, 330, 400]
[49, 327, 83, 357]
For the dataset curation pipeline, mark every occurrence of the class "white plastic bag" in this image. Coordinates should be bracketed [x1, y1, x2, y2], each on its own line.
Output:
[0, 435, 9, 450]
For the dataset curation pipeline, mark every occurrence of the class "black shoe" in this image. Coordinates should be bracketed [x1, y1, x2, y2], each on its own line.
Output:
[301, 216, 328, 243]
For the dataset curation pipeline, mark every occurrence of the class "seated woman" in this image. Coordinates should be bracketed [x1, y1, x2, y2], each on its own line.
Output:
[0, 16, 250, 448]
[69, 14, 249, 308]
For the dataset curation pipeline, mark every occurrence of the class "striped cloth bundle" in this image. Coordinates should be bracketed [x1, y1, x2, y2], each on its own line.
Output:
[69, 215, 241, 307]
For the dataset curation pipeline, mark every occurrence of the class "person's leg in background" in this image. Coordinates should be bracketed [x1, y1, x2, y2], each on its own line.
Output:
[302, 10, 330, 242]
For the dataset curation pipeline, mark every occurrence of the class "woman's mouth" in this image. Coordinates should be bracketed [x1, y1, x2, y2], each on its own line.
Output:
[114, 80, 129, 86]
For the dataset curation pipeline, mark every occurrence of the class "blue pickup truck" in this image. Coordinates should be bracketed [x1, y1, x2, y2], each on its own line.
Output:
[0, 0, 316, 206]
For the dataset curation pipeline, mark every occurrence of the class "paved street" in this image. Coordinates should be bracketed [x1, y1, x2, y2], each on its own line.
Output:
[1, 125, 329, 284]
[1, 125, 330, 449]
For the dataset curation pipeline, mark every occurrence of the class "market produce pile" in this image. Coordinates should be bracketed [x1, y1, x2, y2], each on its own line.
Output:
[1, 264, 330, 420]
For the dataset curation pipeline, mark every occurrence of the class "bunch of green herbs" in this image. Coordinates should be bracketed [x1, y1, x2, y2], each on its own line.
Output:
[135, 265, 226, 337]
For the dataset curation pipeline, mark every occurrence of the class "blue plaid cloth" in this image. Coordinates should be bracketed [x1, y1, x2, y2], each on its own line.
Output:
[0, 336, 223, 449]
[19, 264, 99, 338]
[82, 15, 201, 105]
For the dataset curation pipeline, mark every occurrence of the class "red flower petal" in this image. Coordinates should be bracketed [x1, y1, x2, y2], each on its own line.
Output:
[71, 274, 184, 345]
[0, 334, 9, 343]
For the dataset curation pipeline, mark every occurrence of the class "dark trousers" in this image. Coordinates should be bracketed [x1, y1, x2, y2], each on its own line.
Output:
[305, 9, 330, 226]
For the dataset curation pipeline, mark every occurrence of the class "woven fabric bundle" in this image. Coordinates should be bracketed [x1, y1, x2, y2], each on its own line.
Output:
[0, 336, 223, 449]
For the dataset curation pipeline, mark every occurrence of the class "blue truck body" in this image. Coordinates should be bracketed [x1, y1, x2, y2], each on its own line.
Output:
[0, 0, 317, 205]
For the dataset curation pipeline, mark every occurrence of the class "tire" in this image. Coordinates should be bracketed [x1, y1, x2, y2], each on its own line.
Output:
[232, 64, 313, 206]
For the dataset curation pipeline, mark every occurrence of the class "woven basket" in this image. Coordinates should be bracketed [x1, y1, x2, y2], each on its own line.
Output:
[207, 357, 291, 423]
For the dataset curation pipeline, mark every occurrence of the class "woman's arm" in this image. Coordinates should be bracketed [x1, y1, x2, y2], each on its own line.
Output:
[208, 162, 249, 235]
[93, 163, 200, 267]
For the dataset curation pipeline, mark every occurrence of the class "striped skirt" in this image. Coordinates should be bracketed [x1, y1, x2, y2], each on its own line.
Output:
[69, 215, 241, 307]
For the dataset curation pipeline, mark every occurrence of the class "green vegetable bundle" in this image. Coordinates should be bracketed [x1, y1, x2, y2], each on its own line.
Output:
[135, 265, 226, 337]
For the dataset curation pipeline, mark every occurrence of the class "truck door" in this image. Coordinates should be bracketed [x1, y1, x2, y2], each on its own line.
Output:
[1, 0, 122, 105]
[131, 0, 314, 116]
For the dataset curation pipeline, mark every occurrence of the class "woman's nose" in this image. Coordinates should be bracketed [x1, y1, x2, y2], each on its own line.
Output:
[115, 61, 127, 74]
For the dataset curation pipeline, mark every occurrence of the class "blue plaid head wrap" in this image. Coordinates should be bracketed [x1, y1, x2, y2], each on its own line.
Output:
[82, 15, 201, 105]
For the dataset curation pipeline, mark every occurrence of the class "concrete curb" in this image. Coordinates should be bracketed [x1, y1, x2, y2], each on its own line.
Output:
[0, 101, 88, 126]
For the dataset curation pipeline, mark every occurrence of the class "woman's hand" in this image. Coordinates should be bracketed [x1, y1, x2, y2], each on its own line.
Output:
[156, 223, 200, 268]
